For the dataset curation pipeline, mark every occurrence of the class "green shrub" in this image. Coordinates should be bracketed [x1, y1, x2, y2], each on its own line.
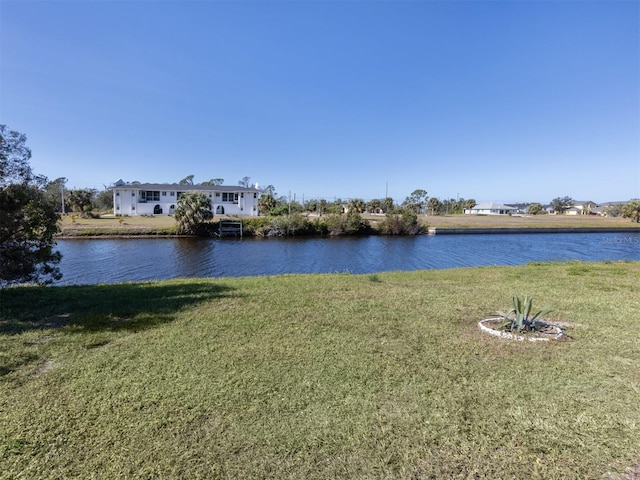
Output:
[254, 214, 315, 236]
[242, 217, 271, 236]
[324, 212, 370, 235]
[376, 211, 424, 235]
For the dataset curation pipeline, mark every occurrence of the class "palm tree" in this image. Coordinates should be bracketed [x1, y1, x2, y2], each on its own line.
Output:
[175, 192, 213, 234]
[382, 197, 395, 213]
[464, 199, 477, 211]
[367, 198, 383, 213]
[428, 197, 443, 215]
[258, 194, 276, 215]
[347, 198, 366, 213]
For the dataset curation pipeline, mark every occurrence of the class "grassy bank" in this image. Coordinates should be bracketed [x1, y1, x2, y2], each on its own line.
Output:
[58, 214, 178, 236]
[1, 261, 639, 478]
[58, 213, 640, 237]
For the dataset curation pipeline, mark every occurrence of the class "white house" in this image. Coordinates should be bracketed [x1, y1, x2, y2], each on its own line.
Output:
[464, 202, 517, 215]
[112, 183, 260, 216]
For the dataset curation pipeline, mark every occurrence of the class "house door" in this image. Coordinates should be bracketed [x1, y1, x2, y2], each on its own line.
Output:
[154, 205, 162, 214]
[216, 205, 225, 214]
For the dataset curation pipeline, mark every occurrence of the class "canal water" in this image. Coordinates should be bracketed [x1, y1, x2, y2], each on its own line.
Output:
[53, 232, 640, 285]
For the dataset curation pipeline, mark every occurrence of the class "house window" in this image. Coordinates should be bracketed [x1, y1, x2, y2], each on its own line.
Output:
[143, 191, 160, 202]
[132, 192, 135, 197]
[254, 193, 257, 198]
[215, 192, 220, 197]
[162, 191, 167, 196]
[116, 192, 120, 196]
[170, 192, 175, 196]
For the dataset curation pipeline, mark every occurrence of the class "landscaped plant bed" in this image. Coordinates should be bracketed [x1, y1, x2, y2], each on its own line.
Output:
[479, 317, 566, 342]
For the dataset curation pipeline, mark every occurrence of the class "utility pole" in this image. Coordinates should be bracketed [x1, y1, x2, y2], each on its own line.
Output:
[288, 191, 291, 236]
[60, 184, 66, 214]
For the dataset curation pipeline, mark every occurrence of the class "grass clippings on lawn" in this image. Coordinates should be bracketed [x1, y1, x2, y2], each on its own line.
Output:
[1, 261, 639, 479]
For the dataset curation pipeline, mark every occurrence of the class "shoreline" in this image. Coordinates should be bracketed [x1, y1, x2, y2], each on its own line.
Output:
[427, 226, 640, 235]
[56, 226, 640, 239]
[57, 225, 640, 239]
[56, 214, 640, 238]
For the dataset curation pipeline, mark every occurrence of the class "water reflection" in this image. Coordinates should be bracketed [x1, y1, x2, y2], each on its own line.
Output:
[54, 232, 640, 285]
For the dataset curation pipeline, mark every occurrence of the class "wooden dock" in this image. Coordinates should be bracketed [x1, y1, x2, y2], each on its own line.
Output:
[218, 220, 243, 238]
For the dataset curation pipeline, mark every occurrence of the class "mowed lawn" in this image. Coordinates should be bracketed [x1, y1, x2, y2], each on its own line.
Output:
[1, 261, 639, 479]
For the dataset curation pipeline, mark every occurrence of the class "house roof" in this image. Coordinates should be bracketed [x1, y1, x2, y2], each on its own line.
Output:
[111, 183, 259, 192]
[469, 202, 517, 210]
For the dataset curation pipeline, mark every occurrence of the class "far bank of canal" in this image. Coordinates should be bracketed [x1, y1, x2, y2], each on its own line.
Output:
[427, 226, 640, 234]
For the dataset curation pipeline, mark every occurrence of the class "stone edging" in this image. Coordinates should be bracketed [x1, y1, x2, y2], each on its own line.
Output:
[478, 318, 565, 342]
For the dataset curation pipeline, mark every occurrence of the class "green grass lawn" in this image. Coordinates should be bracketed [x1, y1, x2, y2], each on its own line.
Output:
[1, 261, 639, 479]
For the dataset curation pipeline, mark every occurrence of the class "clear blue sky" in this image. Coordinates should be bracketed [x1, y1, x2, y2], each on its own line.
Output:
[2, 0, 638, 204]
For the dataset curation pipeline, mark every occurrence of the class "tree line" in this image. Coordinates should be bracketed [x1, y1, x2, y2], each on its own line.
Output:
[43, 175, 640, 222]
[256, 188, 477, 217]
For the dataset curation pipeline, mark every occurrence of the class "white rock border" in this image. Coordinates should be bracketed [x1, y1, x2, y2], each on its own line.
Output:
[478, 318, 565, 342]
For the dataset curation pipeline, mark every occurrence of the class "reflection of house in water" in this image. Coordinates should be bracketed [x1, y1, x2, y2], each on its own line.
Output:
[111, 181, 260, 216]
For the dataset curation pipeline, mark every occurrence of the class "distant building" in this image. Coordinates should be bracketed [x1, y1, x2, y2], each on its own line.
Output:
[464, 202, 517, 215]
[112, 183, 260, 216]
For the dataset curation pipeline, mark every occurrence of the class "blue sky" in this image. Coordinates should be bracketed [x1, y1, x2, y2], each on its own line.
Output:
[1, 0, 638, 204]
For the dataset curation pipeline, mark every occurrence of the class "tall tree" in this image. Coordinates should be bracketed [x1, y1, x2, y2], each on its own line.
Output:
[403, 189, 428, 214]
[179, 175, 195, 185]
[200, 178, 224, 186]
[319, 199, 327, 215]
[0, 126, 35, 186]
[527, 202, 544, 215]
[174, 192, 213, 234]
[428, 197, 443, 215]
[382, 197, 395, 213]
[43, 177, 68, 213]
[347, 198, 366, 213]
[68, 188, 96, 216]
[238, 176, 251, 188]
[621, 199, 640, 223]
[367, 198, 383, 213]
[260, 184, 276, 196]
[550, 196, 575, 214]
[0, 125, 61, 285]
[93, 188, 114, 212]
[258, 194, 277, 215]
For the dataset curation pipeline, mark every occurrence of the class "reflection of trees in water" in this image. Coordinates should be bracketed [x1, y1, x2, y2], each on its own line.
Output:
[55, 233, 640, 285]
[171, 238, 215, 278]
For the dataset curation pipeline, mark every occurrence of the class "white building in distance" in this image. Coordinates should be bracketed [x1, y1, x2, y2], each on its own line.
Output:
[112, 182, 260, 216]
[464, 202, 518, 215]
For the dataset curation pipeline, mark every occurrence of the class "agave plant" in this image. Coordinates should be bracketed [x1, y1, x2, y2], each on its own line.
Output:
[498, 295, 552, 333]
